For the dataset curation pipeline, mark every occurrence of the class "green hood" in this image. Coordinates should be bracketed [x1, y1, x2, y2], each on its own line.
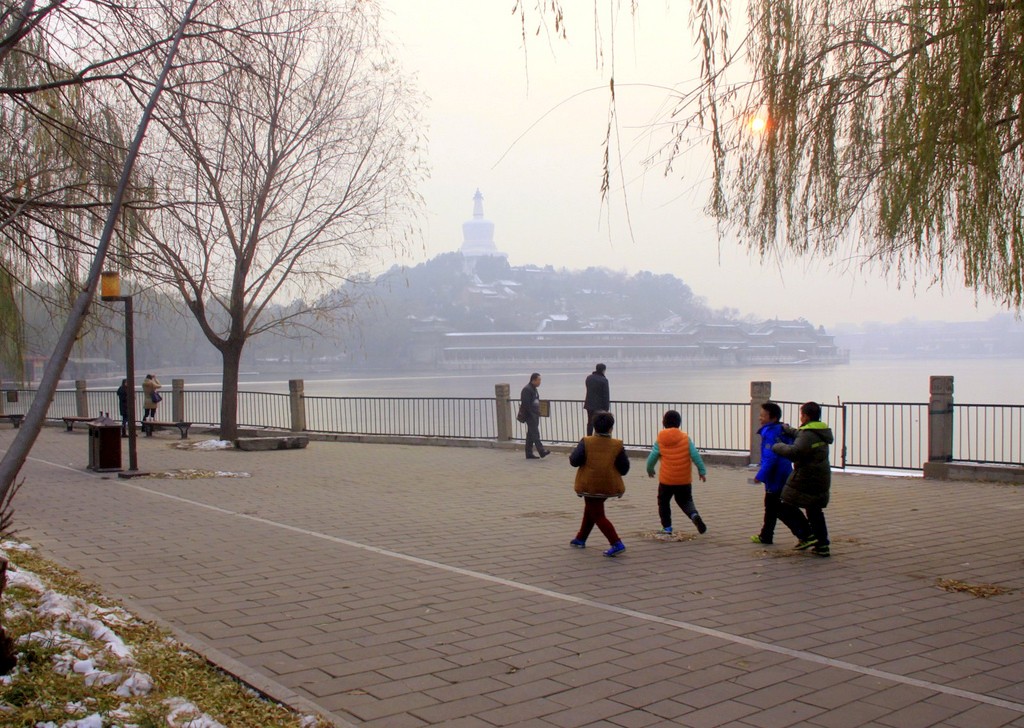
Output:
[800, 420, 834, 444]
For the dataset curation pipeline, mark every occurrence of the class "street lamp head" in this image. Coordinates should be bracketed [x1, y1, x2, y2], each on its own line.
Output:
[101, 271, 121, 300]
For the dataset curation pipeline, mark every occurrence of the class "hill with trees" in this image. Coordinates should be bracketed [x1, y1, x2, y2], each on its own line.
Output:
[6, 253, 829, 378]
[262, 253, 760, 369]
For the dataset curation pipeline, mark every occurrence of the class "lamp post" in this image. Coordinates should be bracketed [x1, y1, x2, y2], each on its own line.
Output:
[101, 271, 145, 477]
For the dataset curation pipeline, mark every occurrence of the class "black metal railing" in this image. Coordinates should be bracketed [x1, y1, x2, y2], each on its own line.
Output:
[4, 386, 1021, 471]
[238, 391, 290, 429]
[953, 404, 1024, 465]
[182, 390, 223, 427]
[521, 398, 750, 452]
[843, 402, 927, 470]
[305, 396, 498, 439]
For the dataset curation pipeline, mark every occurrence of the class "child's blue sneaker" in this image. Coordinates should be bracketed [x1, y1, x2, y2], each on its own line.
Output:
[660, 526, 673, 535]
[569, 538, 586, 548]
[603, 541, 626, 557]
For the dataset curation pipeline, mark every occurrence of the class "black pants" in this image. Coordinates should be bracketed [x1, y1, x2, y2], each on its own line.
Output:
[806, 506, 829, 546]
[657, 484, 698, 528]
[760, 491, 811, 543]
[585, 409, 597, 436]
[525, 417, 544, 456]
[778, 501, 828, 546]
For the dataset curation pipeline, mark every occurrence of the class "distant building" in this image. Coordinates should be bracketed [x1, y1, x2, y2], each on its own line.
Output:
[430, 324, 847, 369]
[459, 189, 507, 263]
[397, 196, 848, 370]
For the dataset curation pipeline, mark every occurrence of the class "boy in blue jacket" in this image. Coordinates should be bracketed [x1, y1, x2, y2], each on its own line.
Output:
[751, 402, 811, 545]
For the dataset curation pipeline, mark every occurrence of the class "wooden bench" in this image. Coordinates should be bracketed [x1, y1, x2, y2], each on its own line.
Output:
[61, 416, 97, 432]
[141, 420, 192, 439]
[1, 413, 24, 428]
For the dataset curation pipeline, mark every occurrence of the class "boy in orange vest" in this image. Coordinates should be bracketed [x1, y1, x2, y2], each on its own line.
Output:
[647, 410, 708, 534]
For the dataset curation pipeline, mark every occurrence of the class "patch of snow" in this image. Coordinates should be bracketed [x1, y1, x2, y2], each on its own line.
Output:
[192, 440, 234, 450]
[115, 671, 154, 697]
[164, 697, 226, 728]
[6, 567, 47, 592]
[16, 628, 90, 655]
[38, 592, 133, 660]
[0, 539, 34, 551]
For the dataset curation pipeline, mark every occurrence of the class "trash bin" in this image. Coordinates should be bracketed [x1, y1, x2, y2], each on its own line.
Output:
[87, 414, 122, 472]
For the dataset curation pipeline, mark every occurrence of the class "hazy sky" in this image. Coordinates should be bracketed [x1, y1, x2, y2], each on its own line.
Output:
[379, 1, 1008, 327]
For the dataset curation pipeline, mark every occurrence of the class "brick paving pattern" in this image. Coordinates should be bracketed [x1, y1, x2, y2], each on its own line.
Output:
[5, 426, 1024, 727]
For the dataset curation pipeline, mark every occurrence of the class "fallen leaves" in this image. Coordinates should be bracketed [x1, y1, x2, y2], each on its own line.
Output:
[936, 578, 1013, 598]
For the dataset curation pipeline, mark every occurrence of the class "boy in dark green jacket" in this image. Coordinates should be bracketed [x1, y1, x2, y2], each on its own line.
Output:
[771, 401, 834, 557]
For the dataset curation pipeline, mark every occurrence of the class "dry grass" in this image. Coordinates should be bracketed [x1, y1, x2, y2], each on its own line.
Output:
[150, 468, 251, 479]
[1, 545, 332, 727]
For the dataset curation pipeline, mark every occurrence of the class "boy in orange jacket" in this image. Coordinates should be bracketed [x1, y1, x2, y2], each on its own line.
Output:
[646, 410, 708, 534]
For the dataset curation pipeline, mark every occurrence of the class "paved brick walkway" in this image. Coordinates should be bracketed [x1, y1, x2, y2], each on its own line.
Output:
[6, 426, 1024, 727]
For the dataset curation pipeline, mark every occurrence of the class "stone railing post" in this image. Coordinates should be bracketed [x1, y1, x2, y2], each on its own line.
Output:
[75, 380, 89, 417]
[750, 381, 772, 464]
[495, 383, 512, 441]
[289, 379, 306, 432]
[171, 379, 185, 422]
[924, 375, 954, 479]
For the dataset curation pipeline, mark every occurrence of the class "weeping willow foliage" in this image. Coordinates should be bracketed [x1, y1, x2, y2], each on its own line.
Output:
[0, 3, 154, 373]
[681, 0, 1024, 306]
[532, 1, 1024, 308]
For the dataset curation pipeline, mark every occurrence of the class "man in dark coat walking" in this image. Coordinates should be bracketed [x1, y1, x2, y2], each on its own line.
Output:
[583, 363, 610, 436]
[521, 373, 550, 460]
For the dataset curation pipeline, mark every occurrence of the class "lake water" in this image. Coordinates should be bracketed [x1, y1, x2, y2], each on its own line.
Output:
[186, 357, 1023, 405]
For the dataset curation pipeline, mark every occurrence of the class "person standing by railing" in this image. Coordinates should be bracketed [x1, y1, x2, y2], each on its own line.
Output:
[116, 379, 130, 437]
[772, 401, 834, 558]
[583, 363, 610, 436]
[142, 374, 162, 423]
[520, 373, 550, 460]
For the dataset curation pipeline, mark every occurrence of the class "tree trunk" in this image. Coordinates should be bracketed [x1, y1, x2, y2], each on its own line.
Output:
[219, 342, 243, 441]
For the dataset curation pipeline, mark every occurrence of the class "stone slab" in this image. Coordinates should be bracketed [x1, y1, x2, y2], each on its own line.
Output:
[234, 435, 309, 451]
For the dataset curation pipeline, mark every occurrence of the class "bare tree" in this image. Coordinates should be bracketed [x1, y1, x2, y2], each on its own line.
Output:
[138, 0, 423, 439]
[0, 0, 285, 376]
